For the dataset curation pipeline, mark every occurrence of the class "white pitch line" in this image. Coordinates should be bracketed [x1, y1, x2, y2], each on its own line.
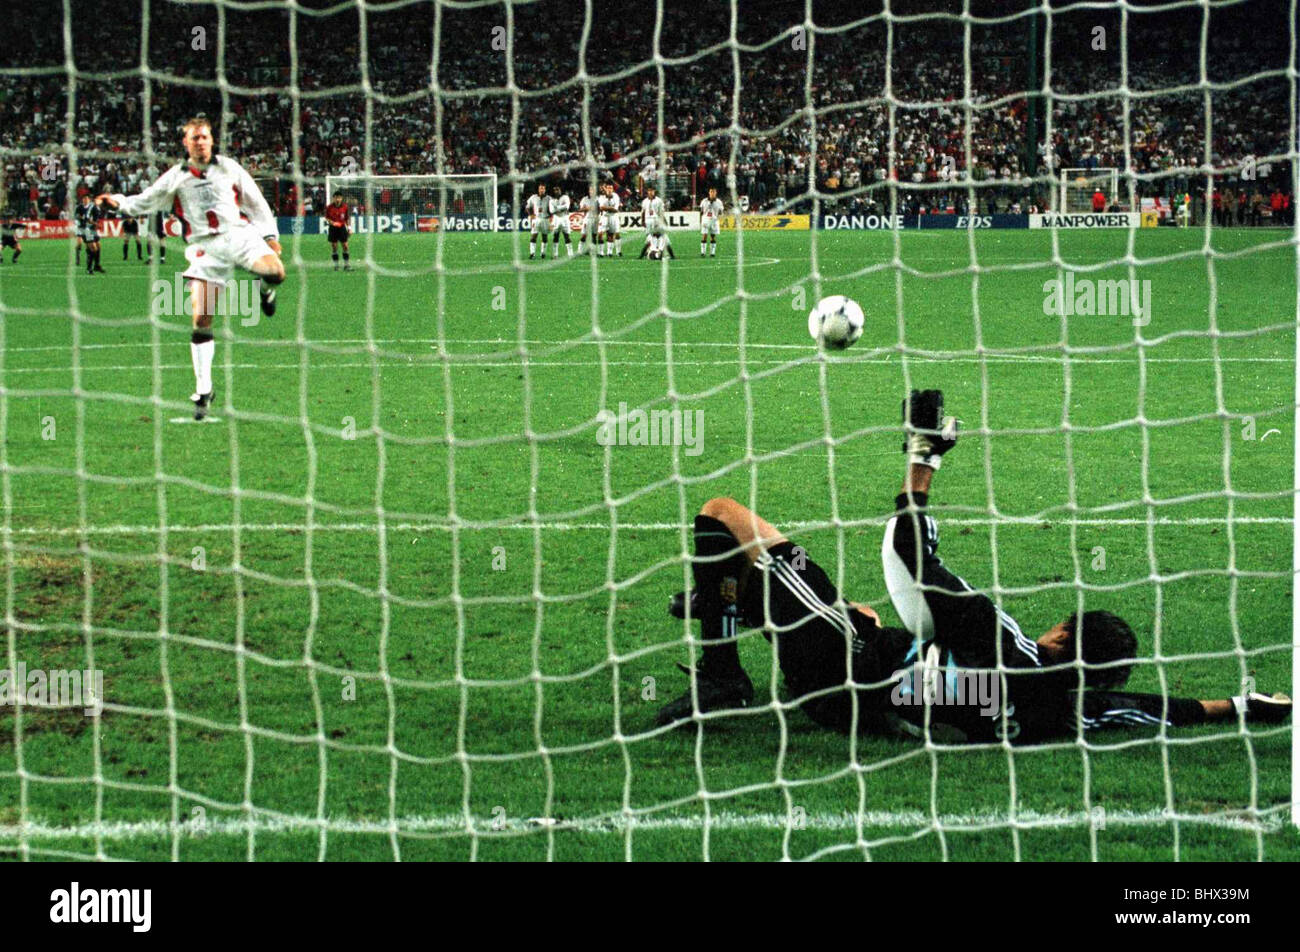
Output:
[2, 355, 1293, 375]
[0, 807, 1283, 841]
[0, 255, 785, 279]
[5, 515, 1292, 538]
[0, 335, 1290, 358]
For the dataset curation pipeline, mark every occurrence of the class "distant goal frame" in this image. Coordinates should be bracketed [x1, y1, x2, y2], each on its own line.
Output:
[324, 172, 500, 230]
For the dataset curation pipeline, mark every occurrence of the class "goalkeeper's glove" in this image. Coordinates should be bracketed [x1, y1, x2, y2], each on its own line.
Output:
[902, 388, 959, 470]
[1232, 691, 1292, 724]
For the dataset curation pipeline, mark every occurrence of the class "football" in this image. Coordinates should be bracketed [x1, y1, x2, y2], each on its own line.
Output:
[807, 294, 865, 349]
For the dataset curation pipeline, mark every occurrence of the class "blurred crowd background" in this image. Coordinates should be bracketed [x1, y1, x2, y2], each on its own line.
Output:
[2, 0, 1293, 225]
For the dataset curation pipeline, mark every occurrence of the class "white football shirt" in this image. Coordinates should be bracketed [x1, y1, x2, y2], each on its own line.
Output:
[110, 155, 276, 242]
[642, 195, 664, 225]
[700, 198, 724, 220]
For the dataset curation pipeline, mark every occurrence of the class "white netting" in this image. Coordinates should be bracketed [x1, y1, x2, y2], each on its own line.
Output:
[0, 0, 1296, 862]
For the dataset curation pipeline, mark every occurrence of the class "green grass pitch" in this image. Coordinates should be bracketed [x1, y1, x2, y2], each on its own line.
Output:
[0, 225, 1296, 861]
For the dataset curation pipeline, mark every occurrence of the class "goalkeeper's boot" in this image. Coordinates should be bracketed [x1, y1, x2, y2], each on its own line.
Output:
[655, 662, 754, 728]
[259, 285, 277, 317]
[902, 388, 959, 469]
[1241, 692, 1292, 724]
[192, 390, 214, 421]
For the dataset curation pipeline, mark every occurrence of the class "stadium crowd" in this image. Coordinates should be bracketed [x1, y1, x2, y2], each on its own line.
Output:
[2, 0, 1293, 224]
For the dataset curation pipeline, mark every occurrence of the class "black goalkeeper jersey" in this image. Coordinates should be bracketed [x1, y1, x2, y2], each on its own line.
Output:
[76, 202, 103, 233]
[881, 491, 1207, 743]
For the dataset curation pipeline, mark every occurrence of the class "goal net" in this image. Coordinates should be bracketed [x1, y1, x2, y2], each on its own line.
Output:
[1059, 167, 1121, 213]
[0, 0, 1296, 865]
[325, 173, 499, 230]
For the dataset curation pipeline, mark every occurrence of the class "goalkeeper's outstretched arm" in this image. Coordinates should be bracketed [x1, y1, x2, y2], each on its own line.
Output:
[1080, 689, 1292, 731]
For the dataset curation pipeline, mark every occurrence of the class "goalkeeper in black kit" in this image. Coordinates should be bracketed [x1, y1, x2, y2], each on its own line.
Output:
[655, 389, 1292, 742]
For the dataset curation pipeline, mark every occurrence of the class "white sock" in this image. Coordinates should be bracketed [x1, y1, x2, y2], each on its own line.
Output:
[566, 243, 573, 257]
[191, 337, 215, 395]
[529, 239, 535, 256]
[701, 240, 706, 254]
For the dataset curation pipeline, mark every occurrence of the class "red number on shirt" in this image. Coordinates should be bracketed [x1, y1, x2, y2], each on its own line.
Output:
[206, 210, 219, 233]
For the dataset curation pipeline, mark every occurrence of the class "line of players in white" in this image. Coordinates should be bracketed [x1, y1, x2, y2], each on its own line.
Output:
[525, 183, 727, 260]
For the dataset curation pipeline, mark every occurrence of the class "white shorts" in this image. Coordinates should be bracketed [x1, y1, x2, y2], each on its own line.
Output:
[183, 224, 275, 285]
[701, 220, 720, 236]
[530, 217, 545, 235]
[548, 215, 567, 235]
[603, 214, 620, 235]
[78, 228, 98, 243]
[646, 220, 666, 237]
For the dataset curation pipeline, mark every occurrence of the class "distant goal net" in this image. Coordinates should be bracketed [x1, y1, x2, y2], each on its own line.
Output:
[1059, 168, 1121, 213]
[325, 173, 499, 230]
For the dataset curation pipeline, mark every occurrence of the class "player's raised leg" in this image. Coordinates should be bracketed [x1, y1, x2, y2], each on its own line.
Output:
[246, 238, 286, 316]
[655, 498, 763, 726]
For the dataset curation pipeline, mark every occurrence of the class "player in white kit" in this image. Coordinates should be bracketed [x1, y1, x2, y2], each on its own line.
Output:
[577, 186, 598, 255]
[548, 186, 574, 258]
[699, 186, 724, 257]
[598, 184, 623, 257]
[638, 186, 674, 259]
[96, 116, 285, 420]
[526, 184, 548, 260]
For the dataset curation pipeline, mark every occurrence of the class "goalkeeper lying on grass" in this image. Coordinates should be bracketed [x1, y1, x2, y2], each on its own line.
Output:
[655, 389, 1292, 742]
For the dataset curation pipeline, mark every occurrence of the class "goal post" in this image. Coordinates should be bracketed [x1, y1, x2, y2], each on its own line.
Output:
[324, 173, 499, 229]
[1059, 167, 1121, 213]
[1293, 115, 1300, 831]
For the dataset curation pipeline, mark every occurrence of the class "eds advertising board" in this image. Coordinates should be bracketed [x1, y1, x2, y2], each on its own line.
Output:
[818, 213, 1032, 230]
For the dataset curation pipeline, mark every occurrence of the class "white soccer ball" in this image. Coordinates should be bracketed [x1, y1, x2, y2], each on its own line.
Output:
[807, 294, 865, 349]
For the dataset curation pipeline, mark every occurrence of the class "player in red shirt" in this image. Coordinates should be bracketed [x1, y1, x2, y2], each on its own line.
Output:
[325, 193, 351, 271]
[1091, 188, 1106, 213]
